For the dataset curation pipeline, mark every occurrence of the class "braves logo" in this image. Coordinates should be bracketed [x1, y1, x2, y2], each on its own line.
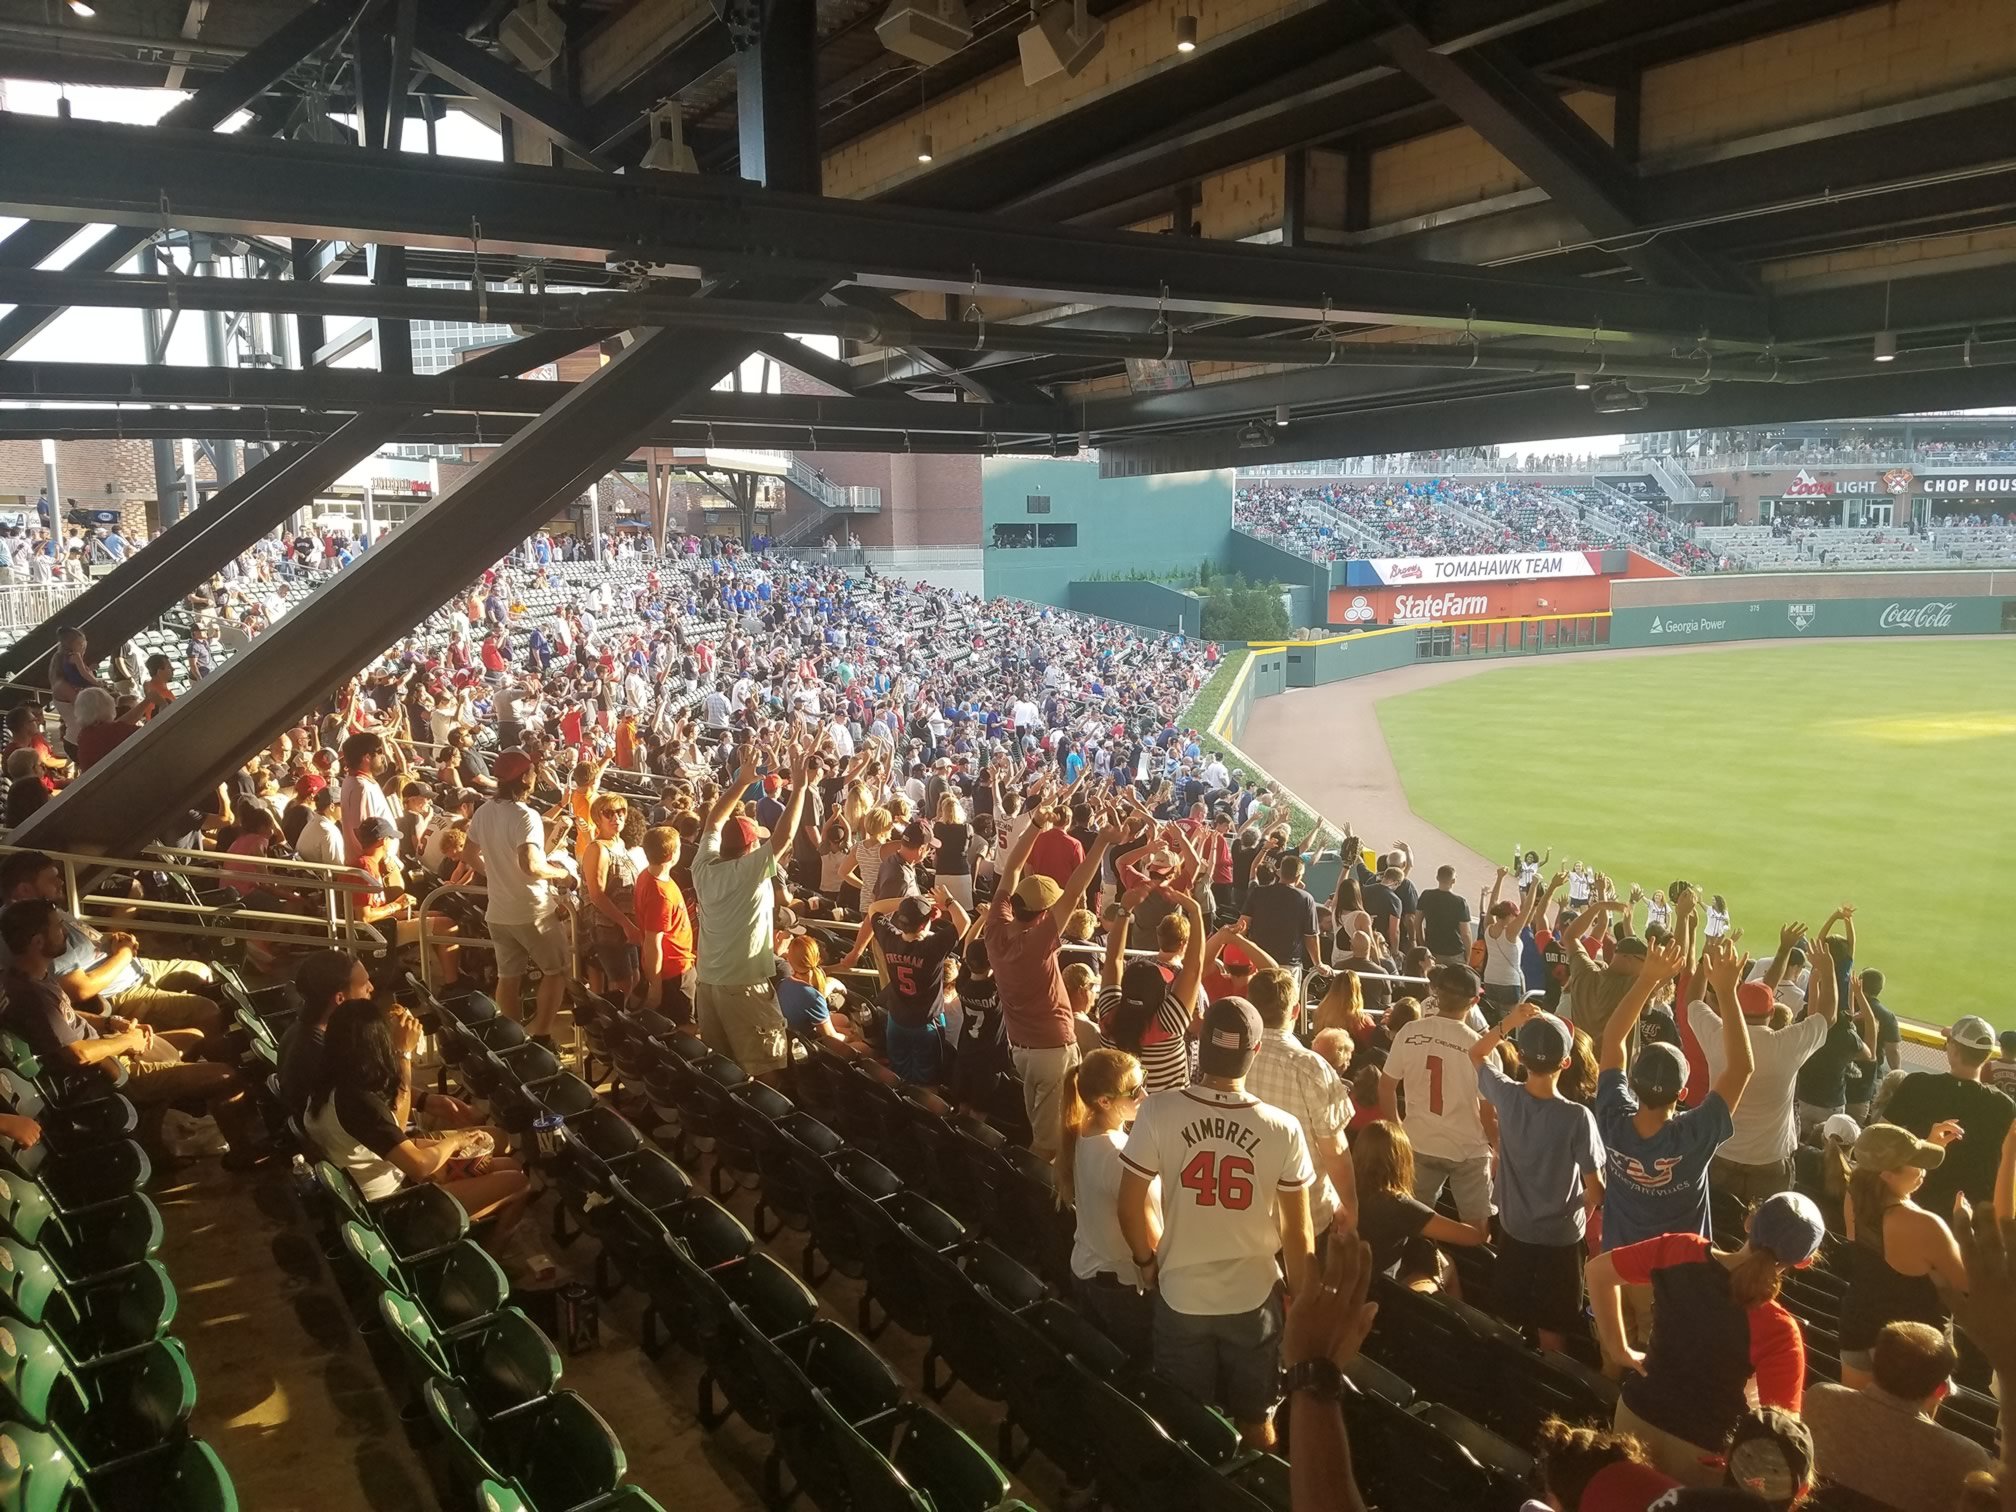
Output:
[1389, 563, 1425, 580]
[1617, 1154, 1685, 1190]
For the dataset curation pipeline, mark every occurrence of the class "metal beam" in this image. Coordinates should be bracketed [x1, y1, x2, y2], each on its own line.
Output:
[0, 116, 1768, 343]
[16, 328, 761, 857]
[413, 21, 617, 168]
[0, 409, 414, 690]
[0, 360, 1073, 432]
[587, 19, 734, 157]
[1096, 359, 2016, 477]
[0, 1, 356, 358]
[734, 0, 820, 196]
[751, 334, 856, 396]
[1371, 22, 1741, 290]
[0, 410, 1047, 454]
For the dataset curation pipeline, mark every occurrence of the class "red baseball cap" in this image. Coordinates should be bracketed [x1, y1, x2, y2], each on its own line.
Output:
[719, 814, 768, 858]
[1736, 980, 1776, 1019]
[492, 749, 535, 785]
[1580, 1459, 1682, 1512]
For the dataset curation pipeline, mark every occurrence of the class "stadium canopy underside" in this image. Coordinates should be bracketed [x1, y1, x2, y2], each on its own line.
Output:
[7, 0, 2016, 851]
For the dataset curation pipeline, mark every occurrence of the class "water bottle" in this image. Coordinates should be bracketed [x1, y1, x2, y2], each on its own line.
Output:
[532, 1111, 565, 1161]
[289, 1153, 314, 1202]
[558, 1281, 600, 1355]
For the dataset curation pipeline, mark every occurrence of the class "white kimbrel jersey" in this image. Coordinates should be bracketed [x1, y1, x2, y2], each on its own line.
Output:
[1121, 1084, 1313, 1316]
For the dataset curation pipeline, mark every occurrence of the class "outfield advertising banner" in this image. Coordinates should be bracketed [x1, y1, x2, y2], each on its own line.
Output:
[1612, 595, 2012, 647]
[1346, 551, 1600, 587]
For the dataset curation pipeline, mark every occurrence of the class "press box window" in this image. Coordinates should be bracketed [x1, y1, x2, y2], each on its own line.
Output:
[1025, 495, 1051, 514]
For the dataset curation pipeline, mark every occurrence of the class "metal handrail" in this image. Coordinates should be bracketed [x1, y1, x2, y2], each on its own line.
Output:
[0, 841, 386, 953]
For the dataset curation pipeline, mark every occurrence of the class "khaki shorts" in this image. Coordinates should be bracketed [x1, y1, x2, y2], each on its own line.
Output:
[695, 980, 788, 1076]
[490, 916, 569, 978]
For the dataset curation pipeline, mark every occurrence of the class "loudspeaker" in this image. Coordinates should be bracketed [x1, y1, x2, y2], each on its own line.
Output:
[497, 0, 564, 71]
[875, 0, 973, 65]
[1018, 0, 1105, 84]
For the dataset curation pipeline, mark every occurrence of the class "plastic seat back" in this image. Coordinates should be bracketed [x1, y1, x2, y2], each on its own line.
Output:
[0, 1178, 54, 1253]
[890, 1403, 1010, 1512]
[462, 1307, 563, 1416]
[803, 1319, 904, 1423]
[0, 1320, 80, 1431]
[818, 1394, 926, 1512]
[415, 1242, 510, 1335]
[422, 1376, 505, 1495]
[1075, 1369, 1197, 1512]
[0, 1420, 81, 1512]
[666, 1197, 753, 1269]
[0, 1242, 60, 1333]
[379, 1291, 453, 1392]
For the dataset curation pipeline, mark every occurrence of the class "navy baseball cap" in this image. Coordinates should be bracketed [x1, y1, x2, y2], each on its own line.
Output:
[1629, 1042, 1688, 1100]
[1514, 1011, 1572, 1067]
[1749, 1192, 1825, 1267]
[1198, 997, 1263, 1078]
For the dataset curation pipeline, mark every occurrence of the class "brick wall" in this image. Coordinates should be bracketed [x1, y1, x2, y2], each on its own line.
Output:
[822, 0, 1298, 200]
[0, 438, 208, 536]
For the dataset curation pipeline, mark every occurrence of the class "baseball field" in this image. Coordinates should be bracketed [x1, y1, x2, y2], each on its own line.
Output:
[1372, 638, 2016, 1028]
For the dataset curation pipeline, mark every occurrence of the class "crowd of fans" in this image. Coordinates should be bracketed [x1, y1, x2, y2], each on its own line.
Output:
[6, 511, 2016, 1512]
[1235, 482, 1725, 573]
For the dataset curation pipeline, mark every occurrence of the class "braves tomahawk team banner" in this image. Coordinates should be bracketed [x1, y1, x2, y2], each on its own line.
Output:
[1350, 551, 1600, 587]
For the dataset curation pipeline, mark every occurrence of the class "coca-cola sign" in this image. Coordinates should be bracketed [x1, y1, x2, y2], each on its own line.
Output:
[1877, 601, 1957, 631]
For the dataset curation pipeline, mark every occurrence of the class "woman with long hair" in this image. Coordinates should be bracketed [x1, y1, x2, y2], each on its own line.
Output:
[1352, 1118, 1488, 1289]
[933, 792, 973, 911]
[1587, 1191, 1824, 1487]
[306, 999, 530, 1251]
[777, 934, 861, 1046]
[1311, 968, 1377, 1047]
[1330, 876, 1371, 958]
[1095, 890, 1205, 1093]
[1835, 1122, 1966, 1388]
[1058, 1047, 1156, 1356]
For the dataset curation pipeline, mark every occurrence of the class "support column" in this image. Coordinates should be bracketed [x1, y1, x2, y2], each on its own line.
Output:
[587, 482, 603, 562]
[734, 0, 820, 194]
[0, 409, 413, 687]
[17, 330, 757, 856]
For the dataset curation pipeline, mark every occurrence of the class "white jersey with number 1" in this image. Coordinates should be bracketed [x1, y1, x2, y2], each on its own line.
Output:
[1384, 1015, 1487, 1162]
[1120, 1084, 1313, 1316]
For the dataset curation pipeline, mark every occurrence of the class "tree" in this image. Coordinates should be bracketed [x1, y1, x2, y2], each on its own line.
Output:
[1199, 573, 1290, 641]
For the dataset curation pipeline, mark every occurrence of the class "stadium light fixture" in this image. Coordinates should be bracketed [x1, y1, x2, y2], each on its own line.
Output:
[1572, 372, 1592, 390]
[638, 107, 698, 174]
[916, 131, 935, 163]
[1176, 15, 1197, 52]
[66, 0, 96, 15]
[1274, 404, 1290, 427]
[1873, 330, 1897, 362]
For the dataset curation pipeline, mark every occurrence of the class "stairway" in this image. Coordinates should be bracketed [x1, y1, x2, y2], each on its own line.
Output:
[786, 455, 881, 513]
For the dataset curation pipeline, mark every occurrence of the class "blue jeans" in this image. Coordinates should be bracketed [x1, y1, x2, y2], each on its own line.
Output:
[884, 1016, 944, 1086]
[1152, 1284, 1284, 1428]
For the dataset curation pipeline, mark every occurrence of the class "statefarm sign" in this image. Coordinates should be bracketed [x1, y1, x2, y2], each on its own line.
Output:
[1361, 552, 1598, 585]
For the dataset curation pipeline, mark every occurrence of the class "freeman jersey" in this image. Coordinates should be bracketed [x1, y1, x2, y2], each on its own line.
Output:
[1121, 1083, 1313, 1314]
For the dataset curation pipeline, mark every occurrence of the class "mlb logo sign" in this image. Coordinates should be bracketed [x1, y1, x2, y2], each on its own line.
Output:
[1787, 603, 1816, 631]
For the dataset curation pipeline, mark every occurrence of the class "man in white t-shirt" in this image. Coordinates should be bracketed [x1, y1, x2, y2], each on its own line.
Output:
[1688, 922, 1837, 1207]
[462, 749, 573, 1043]
[1119, 995, 1315, 1449]
[1010, 697, 1040, 732]
[1378, 962, 1493, 1225]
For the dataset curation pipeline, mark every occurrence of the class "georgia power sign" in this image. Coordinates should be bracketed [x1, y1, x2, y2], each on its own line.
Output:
[1363, 552, 1597, 585]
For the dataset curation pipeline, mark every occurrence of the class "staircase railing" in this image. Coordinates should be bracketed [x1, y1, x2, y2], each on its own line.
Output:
[786, 456, 881, 513]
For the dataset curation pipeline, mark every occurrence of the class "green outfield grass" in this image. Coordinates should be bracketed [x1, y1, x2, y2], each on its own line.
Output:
[1374, 639, 2016, 1030]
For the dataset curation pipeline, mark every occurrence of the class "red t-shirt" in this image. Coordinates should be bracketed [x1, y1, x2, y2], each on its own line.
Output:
[1026, 828, 1084, 888]
[634, 870, 694, 979]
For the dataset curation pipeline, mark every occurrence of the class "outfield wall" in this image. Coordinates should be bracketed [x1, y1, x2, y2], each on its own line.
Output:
[1609, 569, 2016, 647]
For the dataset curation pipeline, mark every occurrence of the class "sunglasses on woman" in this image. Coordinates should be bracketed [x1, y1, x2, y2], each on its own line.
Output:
[1120, 1083, 1147, 1100]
